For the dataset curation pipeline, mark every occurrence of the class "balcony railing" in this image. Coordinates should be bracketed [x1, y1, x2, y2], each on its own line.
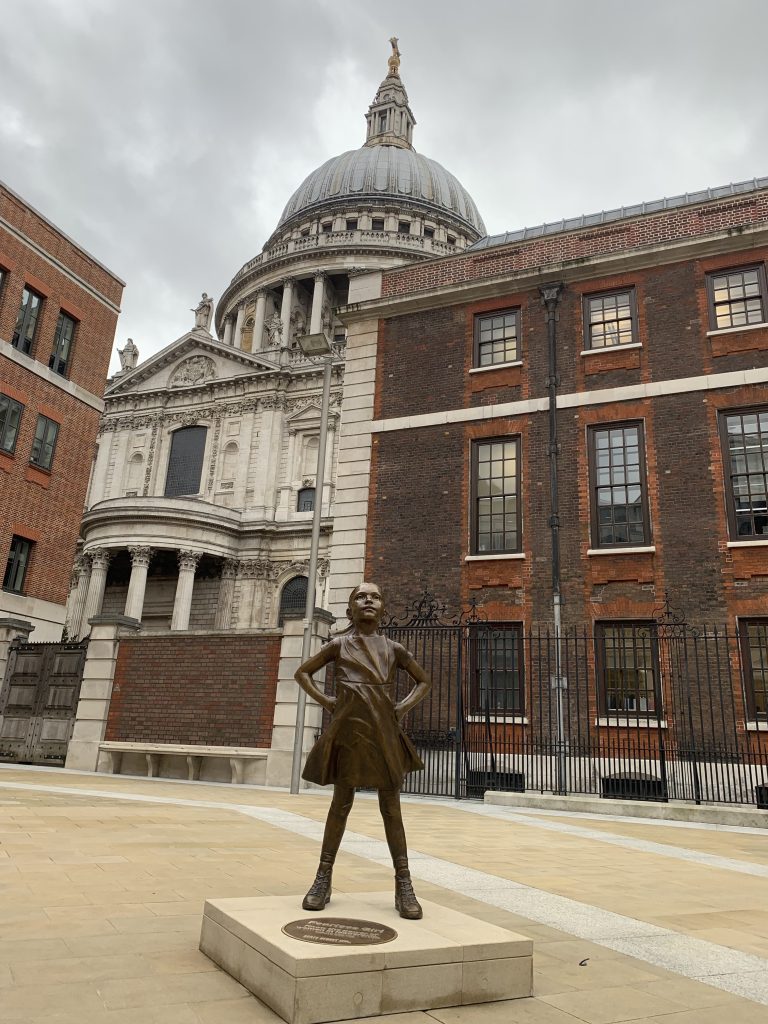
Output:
[229, 229, 460, 286]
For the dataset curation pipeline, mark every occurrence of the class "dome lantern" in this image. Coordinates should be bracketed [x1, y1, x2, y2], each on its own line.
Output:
[364, 38, 416, 151]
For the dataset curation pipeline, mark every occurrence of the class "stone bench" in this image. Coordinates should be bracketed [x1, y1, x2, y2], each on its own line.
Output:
[98, 741, 268, 784]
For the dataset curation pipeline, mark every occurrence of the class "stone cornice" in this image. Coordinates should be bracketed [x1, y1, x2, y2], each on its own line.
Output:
[99, 376, 344, 432]
[339, 223, 768, 323]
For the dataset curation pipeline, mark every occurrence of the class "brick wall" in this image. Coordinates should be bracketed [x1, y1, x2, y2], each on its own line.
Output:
[367, 243, 768, 628]
[380, 191, 768, 299]
[106, 633, 282, 747]
[0, 367, 102, 606]
[0, 183, 123, 613]
[0, 184, 123, 396]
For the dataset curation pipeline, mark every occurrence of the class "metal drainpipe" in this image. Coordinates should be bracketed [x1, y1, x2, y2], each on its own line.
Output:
[540, 282, 568, 795]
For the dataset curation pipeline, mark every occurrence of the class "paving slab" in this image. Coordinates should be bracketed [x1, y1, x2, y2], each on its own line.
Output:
[0, 766, 766, 1023]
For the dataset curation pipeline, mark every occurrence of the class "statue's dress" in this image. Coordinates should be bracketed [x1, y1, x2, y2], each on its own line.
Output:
[302, 633, 424, 789]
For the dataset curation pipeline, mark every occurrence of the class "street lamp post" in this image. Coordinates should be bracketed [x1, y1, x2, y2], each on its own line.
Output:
[290, 330, 333, 794]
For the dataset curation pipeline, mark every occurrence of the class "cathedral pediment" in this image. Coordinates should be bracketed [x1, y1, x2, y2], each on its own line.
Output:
[285, 400, 339, 432]
[105, 329, 280, 396]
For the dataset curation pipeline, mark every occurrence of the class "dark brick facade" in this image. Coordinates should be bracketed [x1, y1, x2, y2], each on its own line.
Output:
[106, 633, 281, 747]
[0, 182, 123, 614]
[380, 192, 768, 299]
[366, 203, 768, 631]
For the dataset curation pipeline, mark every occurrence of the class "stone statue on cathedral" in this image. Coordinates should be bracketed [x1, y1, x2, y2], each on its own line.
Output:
[192, 292, 214, 332]
[388, 37, 401, 77]
[117, 338, 139, 371]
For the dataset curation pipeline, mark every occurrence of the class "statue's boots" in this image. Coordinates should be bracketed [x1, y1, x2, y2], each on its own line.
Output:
[302, 861, 333, 911]
[394, 869, 423, 920]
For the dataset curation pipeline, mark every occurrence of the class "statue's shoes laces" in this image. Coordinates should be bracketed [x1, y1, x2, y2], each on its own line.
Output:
[394, 873, 423, 920]
[302, 869, 332, 911]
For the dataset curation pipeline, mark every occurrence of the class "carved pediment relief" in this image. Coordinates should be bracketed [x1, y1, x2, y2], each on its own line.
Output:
[169, 355, 216, 388]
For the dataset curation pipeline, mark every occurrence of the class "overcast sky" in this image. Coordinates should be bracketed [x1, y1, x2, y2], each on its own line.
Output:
[3, 0, 768, 375]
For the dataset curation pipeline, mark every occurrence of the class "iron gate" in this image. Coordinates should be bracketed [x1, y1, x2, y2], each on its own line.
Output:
[322, 591, 768, 806]
[0, 639, 88, 765]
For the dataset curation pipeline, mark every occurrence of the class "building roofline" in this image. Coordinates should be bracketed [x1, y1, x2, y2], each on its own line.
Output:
[0, 178, 126, 286]
[470, 176, 768, 253]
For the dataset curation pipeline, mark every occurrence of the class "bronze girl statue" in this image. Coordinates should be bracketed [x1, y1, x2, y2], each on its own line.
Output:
[294, 581, 431, 919]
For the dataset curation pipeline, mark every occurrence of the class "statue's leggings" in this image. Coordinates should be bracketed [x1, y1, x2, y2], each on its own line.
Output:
[318, 782, 408, 873]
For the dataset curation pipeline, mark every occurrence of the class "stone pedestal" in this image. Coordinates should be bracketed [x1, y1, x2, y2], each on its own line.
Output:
[65, 615, 141, 772]
[200, 893, 532, 1024]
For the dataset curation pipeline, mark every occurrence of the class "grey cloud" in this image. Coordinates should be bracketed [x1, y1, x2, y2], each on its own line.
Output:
[1, 0, 767, 372]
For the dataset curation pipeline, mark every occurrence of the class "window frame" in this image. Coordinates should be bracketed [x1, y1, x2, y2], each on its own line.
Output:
[594, 620, 662, 719]
[0, 393, 24, 455]
[588, 420, 651, 549]
[470, 436, 522, 555]
[473, 307, 520, 368]
[397, 220, 411, 235]
[3, 535, 33, 594]
[30, 414, 59, 471]
[164, 424, 207, 497]
[739, 618, 768, 720]
[707, 264, 768, 331]
[371, 218, 385, 232]
[719, 406, 768, 540]
[469, 622, 525, 716]
[12, 285, 44, 355]
[296, 487, 315, 512]
[345, 218, 358, 231]
[583, 287, 638, 350]
[49, 310, 77, 376]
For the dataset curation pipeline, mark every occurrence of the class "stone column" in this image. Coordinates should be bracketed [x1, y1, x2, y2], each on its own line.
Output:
[0, 618, 34, 689]
[65, 555, 91, 640]
[124, 546, 153, 622]
[265, 609, 334, 788]
[88, 431, 113, 507]
[233, 304, 245, 350]
[280, 278, 294, 353]
[65, 615, 141, 773]
[252, 290, 267, 351]
[170, 550, 200, 631]
[223, 316, 234, 346]
[214, 558, 238, 630]
[81, 548, 112, 632]
[309, 272, 326, 335]
[322, 417, 337, 514]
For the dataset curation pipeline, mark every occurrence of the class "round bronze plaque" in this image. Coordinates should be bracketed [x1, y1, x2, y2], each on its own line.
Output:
[282, 917, 398, 946]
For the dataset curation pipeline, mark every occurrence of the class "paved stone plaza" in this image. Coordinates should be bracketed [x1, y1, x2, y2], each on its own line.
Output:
[0, 765, 767, 1023]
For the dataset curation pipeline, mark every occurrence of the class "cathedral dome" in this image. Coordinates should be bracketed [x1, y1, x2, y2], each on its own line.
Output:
[276, 145, 486, 237]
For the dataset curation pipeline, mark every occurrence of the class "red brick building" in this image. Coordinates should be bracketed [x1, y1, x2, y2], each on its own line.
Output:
[328, 177, 768, 803]
[0, 181, 124, 638]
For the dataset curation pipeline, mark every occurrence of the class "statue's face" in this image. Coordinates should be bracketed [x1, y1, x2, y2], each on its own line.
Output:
[348, 582, 383, 626]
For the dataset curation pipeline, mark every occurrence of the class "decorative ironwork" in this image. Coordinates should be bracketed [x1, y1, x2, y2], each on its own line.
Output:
[382, 589, 449, 627]
[652, 591, 699, 639]
[382, 589, 488, 628]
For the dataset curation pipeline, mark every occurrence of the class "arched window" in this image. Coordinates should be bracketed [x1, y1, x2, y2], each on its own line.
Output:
[125, 452, 143, 495]
[302, 436, 319, 477]
[242, 317, 254, 353]
[297, 487, 315, 512]
[221, 441, 238, 482]
[164, 426, 207, 497]
[278, 575, 308, 625]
